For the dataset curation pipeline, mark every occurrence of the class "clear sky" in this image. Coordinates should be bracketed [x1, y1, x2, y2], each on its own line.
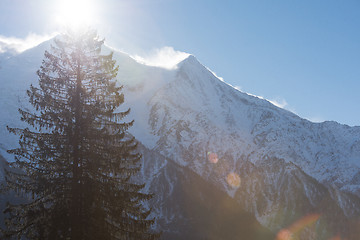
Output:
[0, 0, 359, 126]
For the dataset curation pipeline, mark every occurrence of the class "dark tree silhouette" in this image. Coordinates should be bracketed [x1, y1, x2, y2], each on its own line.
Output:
[2, 29, 157, 240]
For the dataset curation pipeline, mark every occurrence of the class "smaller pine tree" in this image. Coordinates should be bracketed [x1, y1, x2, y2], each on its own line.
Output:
[1, 29, 158, 240]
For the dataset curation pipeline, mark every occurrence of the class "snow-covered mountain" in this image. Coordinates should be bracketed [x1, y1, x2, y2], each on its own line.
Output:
[0, 38, 359, 239]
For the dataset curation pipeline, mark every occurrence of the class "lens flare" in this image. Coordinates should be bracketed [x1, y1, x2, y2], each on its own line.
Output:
[276, 229, 292, 240]
[276, 214, 320, 240]
[226, 172, 241, 188]
[289, 214, 320, 233]
[207, 152, 218, 163]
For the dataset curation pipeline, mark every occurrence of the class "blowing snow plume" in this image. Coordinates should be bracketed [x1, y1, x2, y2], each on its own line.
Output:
[133, 46, 190, 69]
[0, 32, 57, 54]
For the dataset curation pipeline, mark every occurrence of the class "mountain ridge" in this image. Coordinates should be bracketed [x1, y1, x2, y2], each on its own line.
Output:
[0, 38, 359, 239]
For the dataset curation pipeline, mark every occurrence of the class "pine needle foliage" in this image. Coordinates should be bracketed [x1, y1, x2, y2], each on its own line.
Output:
[1, 29, 158, 240]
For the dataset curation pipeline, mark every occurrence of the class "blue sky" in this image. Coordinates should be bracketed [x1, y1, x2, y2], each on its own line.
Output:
[0, 0, 359, 126]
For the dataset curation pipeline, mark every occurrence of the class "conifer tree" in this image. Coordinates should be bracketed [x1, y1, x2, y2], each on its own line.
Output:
[1, 29, 157, 240]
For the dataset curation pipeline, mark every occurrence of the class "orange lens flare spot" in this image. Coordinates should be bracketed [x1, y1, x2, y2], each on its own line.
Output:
[289, 214, 320, 233]
[207, 152, 218, 163]
[276, 214, 321, 240]
[276, 229, 292, 240]
[226, 172, 241, 188]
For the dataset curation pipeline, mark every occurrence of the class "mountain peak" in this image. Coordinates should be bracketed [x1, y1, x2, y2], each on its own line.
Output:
[177, 54, 201, 67]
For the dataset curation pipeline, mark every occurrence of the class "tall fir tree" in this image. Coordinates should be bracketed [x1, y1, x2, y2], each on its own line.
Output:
[1, 29, 158, 240]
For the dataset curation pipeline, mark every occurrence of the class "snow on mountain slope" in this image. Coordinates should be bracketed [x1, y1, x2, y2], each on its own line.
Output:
[118, 52, 360, 238]
[0, 40, 53, 158]
[1, 38, 360, 239]
[111, 51, 176, 149]
[133, 54, 360, 195]
[3, 39, 358, 192]
[0, 39, 172, 157]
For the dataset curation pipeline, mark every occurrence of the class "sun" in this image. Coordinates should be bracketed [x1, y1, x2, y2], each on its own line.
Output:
[54, 0, 97, 30]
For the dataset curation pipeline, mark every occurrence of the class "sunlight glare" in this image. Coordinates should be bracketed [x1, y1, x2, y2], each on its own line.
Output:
[54, 0, 97, 30]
